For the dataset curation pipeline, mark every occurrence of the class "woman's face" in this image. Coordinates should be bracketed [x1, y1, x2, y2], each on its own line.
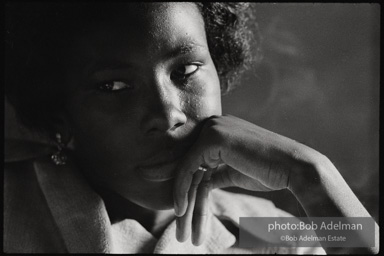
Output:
[64, 3, 221, 210]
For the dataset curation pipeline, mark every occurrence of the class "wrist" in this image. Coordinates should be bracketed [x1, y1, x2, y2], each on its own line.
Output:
[288, 148, 336, 198]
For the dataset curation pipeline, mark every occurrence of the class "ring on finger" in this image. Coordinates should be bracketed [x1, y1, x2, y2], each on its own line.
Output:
[198, 166, 208, 172]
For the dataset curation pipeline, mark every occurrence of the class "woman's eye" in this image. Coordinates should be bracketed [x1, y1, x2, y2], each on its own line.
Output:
[171, 64, 200, 80]
[98, 81, 132, 92]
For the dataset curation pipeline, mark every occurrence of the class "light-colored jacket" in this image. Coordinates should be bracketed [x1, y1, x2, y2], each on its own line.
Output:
[4, 139, 325, 254]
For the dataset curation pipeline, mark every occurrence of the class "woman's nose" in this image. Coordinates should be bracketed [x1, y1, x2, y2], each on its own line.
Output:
[140, 82, 187, 135]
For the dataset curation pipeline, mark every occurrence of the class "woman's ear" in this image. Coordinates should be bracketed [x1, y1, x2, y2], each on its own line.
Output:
[51, 112, 73, 147]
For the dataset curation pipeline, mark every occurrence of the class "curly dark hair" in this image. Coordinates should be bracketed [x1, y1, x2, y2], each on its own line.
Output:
[5, 2, 260, 135]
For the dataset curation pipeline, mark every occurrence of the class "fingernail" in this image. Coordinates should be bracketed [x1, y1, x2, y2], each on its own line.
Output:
[176, 218, 187, 243]
[176, 218, 182, 242]
[192, 234, 204, 246]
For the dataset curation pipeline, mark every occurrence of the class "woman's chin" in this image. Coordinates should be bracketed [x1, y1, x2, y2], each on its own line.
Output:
[131, 181, 175, 211]
[98, 175, 176, 212]
[132, 196, 174, 212]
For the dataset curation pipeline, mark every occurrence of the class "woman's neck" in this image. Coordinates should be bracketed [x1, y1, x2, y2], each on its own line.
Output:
[92, 184, 175, 238]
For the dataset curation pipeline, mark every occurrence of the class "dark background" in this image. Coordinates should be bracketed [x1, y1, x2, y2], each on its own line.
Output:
[5, 4, 380, 221]
[221, 3, 379, 221]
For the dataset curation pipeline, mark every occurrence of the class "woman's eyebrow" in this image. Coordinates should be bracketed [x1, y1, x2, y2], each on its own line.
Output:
[85, 41, 207, 76]
[165, 42, 207, 59]
[85, 60, 132, 77]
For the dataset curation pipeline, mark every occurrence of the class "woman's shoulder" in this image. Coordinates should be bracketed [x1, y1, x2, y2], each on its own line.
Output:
[5, 138, 55, 163]
[4, 157, 67, 252]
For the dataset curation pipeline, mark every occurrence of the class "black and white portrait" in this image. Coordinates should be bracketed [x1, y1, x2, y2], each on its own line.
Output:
[4, 2, 379, 254]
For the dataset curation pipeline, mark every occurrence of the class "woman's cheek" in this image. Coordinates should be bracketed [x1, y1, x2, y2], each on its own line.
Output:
[66, 96, 137, 164]
[190, 70, 222, 118]
[180, 87, 221, 121]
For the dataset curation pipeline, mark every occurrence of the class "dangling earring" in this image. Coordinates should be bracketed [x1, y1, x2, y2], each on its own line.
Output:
[51, 132, 67, 165]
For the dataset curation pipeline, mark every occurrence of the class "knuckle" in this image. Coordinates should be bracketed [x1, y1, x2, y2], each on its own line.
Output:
[204, 124, 225, 146]
[202, 151, 220, 168]
[205, 115, 221, 126]
[200, 118, 228, 147]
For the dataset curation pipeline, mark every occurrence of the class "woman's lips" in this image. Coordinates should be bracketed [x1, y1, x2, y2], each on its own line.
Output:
[138, 160, 179, 182]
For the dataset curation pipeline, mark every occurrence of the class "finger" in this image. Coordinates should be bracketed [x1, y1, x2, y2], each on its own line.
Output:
[174, 142, 223, 217]
[176, 170, 204, 242]
[192, 169, 212, 246]
[210, 164, 273, 191]
[173, 152, 203, 217]
[174, 143, 212, 217]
